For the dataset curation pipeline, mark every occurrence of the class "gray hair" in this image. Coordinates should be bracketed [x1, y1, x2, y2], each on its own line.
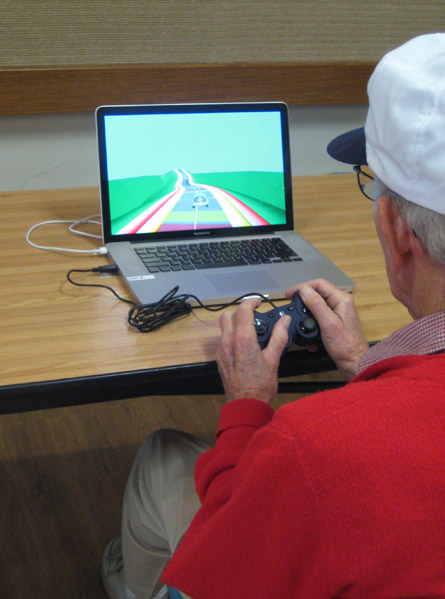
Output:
[374, 177, 445, 265]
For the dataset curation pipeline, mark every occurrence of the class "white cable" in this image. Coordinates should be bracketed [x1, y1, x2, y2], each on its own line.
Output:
[68, 214, 103, 239]
[25, 217, 108, 255]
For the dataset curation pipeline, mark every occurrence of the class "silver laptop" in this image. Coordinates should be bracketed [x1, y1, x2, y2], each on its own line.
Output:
[96, 102, 353, 305]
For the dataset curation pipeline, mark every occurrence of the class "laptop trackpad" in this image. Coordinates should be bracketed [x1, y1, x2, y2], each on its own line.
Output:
[205, 271, 278, 293]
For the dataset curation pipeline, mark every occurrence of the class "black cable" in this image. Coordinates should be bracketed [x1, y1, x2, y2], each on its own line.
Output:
[67, 267, 135, 306]
[128, 286, 275, 332]
[66, 267, 276, 333]
[128, 286, 192, 332]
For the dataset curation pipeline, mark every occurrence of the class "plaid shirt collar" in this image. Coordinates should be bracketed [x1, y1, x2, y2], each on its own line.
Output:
[358, 311, 445, 374]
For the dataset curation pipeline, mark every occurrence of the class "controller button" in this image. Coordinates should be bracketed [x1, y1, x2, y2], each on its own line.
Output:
[300, 317, 317, 333]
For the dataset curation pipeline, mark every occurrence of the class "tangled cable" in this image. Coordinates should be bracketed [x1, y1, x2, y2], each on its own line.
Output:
[127, 287, 194, 332]
[127, 286, 274, 332]
[67, 269, 275, 333]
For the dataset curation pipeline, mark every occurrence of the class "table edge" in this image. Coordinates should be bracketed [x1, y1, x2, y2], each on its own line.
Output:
[0, 350, 338, 414]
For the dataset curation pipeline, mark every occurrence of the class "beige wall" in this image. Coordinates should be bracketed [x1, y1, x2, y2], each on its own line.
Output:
[0, 104, 368, 191]
[2, 0, 444, 67]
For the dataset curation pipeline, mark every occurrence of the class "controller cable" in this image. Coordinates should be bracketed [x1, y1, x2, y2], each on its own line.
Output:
[67, 265, 276, 333]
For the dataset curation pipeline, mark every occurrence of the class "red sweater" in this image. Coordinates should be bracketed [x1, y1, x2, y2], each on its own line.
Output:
[163, 354, 445, 598]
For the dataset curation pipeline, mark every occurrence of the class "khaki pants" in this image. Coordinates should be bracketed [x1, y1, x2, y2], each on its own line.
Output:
[122, 429, 210, 599]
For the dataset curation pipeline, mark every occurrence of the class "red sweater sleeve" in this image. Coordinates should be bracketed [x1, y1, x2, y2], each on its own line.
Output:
[195, 398, 274, 506]
[162, 398, 330, 599]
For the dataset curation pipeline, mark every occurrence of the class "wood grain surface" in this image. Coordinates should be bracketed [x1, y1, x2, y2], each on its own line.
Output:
[0, 174, 411, 389]
[0, 62, 373, 114]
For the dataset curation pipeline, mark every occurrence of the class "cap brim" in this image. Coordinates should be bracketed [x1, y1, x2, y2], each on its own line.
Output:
[327, 127, 367, 165]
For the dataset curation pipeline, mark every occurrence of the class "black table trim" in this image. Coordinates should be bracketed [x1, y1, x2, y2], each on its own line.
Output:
[0, 349, 340, 414]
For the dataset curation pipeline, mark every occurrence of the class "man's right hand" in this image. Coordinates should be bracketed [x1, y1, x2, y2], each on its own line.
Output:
[286, 279, 369, 380]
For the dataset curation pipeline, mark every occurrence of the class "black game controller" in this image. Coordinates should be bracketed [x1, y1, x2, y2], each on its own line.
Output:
[254, 292, 320, 350]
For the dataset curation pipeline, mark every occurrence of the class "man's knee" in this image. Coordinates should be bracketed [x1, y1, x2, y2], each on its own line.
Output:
[133, 429, 208, 484]
[140, 428, 201, 458]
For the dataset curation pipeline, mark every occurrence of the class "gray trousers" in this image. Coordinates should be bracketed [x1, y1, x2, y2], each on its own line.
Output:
[122, 429, 210, 599]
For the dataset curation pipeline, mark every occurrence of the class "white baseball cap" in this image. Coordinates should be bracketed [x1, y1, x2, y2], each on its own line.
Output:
[328, 33, 445, 215]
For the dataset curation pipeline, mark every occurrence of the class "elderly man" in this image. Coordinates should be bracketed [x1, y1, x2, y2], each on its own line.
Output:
[102, 34, 445, 599]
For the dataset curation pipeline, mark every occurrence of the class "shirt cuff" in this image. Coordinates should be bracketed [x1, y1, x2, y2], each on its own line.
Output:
[216, 398, 275, 437]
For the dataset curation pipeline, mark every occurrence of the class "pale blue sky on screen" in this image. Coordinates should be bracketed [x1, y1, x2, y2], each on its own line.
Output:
[104, 111, 284, 180]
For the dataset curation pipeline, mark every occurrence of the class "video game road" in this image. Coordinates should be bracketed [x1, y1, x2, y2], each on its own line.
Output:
[116, 169, 269, 234]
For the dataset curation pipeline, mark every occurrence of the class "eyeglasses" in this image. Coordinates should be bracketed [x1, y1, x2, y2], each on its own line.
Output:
[353, 165, 374, 201]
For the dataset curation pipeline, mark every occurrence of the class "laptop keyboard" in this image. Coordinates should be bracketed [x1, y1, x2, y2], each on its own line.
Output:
[135, 238, 302, 273]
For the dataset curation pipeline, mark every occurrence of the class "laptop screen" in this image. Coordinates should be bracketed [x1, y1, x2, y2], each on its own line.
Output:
[96, 103, 293, 243]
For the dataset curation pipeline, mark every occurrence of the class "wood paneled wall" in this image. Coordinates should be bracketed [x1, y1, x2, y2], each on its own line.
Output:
[1, 1, 444, 114]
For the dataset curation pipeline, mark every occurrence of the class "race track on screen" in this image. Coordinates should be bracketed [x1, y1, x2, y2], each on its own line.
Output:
[109, 169, 286, 235]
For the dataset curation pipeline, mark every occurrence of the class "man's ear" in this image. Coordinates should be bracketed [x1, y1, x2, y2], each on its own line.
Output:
[375, 196, 420, 276]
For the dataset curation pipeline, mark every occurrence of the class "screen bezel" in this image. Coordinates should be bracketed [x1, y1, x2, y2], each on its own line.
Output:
[96, 102, 294, 244]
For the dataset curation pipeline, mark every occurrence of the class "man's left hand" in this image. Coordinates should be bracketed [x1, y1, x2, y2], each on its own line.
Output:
[216, 298, 291, 404]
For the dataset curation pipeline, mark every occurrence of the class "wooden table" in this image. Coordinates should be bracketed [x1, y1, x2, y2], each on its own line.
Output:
[0, 175, 412, 413]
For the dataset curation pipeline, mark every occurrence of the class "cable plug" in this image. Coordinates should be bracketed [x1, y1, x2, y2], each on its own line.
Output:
[92, 265, 119, 274]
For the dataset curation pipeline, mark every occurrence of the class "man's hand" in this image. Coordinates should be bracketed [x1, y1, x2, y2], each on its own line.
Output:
[216, 298, 291, 404]
[286, 279, 369, 380]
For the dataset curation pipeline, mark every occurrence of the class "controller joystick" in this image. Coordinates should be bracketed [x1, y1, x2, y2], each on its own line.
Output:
[253, 292, 321, 350]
